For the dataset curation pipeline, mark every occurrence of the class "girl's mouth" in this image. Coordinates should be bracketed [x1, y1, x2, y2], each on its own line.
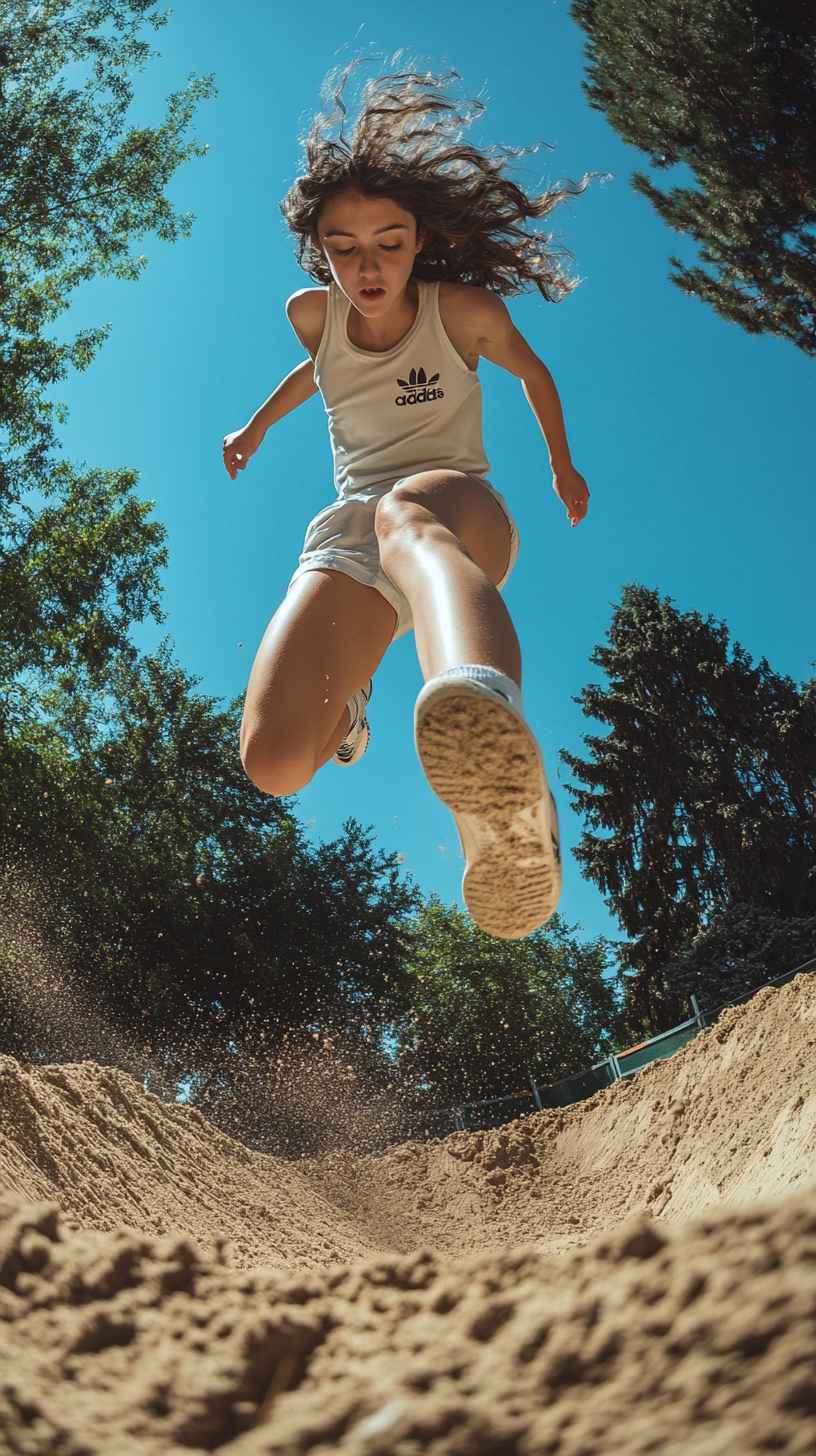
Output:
[360, 287, 385, 299]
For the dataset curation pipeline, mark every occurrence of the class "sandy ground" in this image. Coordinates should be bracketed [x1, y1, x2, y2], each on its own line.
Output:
[1, 974, 815, 1453]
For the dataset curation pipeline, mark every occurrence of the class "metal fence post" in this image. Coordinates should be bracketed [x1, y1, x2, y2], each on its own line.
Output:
[690, 993, 705, 1029]
[528, 1070, 543, 1110]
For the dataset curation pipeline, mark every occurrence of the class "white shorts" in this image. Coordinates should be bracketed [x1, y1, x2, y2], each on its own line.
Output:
[287, 474, 521, 644]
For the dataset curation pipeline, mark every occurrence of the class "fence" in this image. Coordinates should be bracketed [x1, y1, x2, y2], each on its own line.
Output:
[421, 952, 816, 1138]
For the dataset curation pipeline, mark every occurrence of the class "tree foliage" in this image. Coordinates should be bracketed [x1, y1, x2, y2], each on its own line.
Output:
[0, 647, 423, 1111]
[662, 899, 816, 1013]
[562, 584, 816, 1031]
[391, 896, 626, 1107]
[1, 0, 215, 686]
[571, 0, 816, 353]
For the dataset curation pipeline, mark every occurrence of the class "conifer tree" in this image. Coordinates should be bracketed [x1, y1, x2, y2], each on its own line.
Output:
[571, 0, 816, 353]
[561, 584, 816, 1028]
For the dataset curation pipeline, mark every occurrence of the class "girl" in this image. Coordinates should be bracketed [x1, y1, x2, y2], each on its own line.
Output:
[224, 60, 592, 941]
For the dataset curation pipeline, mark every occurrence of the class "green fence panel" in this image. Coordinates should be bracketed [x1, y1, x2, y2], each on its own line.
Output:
[617, 1022, 699, 1075]
[462, 1094, 534, 1131]
[537, 1061, 616, 1108]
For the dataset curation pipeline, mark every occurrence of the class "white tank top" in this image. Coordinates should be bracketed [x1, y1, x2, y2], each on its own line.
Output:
[313, 278, 491, 498]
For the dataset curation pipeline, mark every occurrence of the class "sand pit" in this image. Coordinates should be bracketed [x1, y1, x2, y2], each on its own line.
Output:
[1, 974, 815, 1452]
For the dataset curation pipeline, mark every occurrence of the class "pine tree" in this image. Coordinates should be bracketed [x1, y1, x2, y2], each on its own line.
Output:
[560, 584, 816, 1029]
[571, 0, 816, 353]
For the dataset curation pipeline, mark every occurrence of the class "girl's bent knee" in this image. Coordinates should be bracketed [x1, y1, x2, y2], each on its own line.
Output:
[241, 741, 316, 797]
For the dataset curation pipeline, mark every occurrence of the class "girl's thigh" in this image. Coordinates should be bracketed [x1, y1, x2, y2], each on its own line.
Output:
[239, 568, 398, 770]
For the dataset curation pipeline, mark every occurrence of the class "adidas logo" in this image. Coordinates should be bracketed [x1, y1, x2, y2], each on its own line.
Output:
[395, 365, 445, 407]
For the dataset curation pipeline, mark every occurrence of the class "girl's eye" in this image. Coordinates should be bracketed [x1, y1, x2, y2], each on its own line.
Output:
[334, 244, 402, 256]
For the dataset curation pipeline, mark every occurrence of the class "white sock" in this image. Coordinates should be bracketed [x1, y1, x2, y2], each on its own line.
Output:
[431, 663, 525, 718]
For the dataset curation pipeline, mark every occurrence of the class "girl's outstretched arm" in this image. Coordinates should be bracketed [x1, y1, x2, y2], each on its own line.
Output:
[247, 357, 318, 438]
[473, 291, 590, 528]
[223, 359, 318, 481]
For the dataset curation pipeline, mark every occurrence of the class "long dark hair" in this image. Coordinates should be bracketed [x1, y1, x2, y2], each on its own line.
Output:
[280, 55, 605, 301]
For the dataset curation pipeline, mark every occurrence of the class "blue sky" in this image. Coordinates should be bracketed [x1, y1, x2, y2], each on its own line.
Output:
[51, 2, 814, 956]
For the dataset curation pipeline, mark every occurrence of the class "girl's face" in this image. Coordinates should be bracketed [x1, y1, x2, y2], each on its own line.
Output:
[316, 190, 425, 314]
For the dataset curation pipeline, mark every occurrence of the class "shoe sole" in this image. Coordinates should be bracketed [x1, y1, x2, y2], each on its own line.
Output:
[414, 679, 562, 939]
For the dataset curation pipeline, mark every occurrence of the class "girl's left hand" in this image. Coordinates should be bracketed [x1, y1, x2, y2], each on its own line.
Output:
[553, 466, 590, 528]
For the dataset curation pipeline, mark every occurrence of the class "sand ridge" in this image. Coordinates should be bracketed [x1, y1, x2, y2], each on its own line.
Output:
[1, 974, 815, 1452]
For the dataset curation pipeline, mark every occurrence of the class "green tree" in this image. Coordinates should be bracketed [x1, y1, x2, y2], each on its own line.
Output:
[571, 0, 816, 353]
[1, 0, 215, 685]
[662, 900, 816, 1012]
[0, 643, 423, 1087]
[561, 584, 816, 1031]
[391, 896, 625, 1109]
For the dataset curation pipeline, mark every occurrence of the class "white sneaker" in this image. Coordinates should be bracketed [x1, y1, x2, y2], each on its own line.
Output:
[414, 674, 562, 939]
[334, 679, 373, 765]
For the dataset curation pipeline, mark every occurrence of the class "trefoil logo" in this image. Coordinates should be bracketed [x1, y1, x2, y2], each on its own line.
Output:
[396, 366, 444, 407]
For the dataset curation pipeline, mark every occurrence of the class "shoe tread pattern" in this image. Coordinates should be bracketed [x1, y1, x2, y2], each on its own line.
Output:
[416, 689, 561, 938]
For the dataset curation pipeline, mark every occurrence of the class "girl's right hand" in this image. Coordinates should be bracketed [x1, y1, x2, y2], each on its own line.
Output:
[222, 423, 263, 480]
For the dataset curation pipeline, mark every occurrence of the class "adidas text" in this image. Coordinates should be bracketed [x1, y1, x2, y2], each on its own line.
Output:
[396, 386, 445, 407]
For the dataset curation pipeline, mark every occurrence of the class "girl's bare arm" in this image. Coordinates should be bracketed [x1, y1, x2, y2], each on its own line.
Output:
[223, 359, 318, 480]
[247, 357, 318, 439]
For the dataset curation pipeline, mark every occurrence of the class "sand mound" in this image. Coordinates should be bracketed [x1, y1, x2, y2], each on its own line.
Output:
[1, 974, 815, 1452]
